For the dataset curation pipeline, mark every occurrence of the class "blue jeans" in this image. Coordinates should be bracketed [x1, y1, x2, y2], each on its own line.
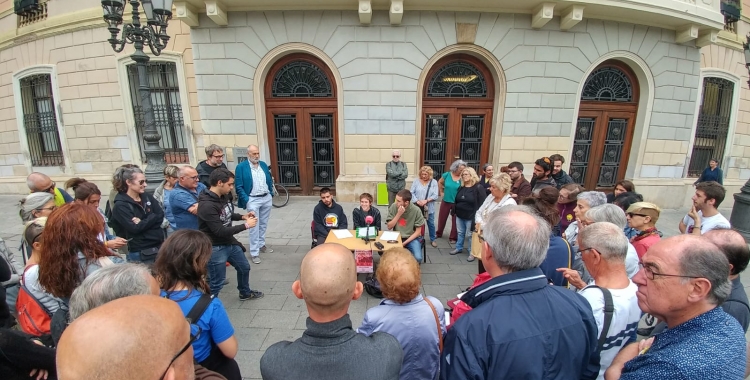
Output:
[455, 217, 473, 252]
[404, 238, 423, 263]
[125, 251, 156, 265]
[426, 212, 436, 241]
[247, 194, 272, 257]
[208, 245, 251, 296]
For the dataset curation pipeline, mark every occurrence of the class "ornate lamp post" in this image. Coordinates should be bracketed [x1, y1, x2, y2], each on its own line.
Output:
[101, 0, 173, 193]
[729, 34, 750, 242]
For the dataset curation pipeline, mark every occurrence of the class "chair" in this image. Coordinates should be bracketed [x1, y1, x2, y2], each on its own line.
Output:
[310, 221, 317, 249]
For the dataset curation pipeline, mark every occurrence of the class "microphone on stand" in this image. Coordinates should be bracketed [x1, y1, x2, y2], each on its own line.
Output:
[364, 215, 374, 243]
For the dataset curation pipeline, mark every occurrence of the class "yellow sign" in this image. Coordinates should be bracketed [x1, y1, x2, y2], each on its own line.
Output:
[441, 75, 478, 83]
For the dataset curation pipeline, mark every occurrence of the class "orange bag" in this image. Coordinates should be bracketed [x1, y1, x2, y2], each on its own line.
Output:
[16, 265, 53, 336]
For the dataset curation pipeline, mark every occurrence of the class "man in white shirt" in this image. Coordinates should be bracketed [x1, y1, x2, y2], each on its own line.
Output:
[569, 222, 641, 380]
[679, 181, 730, 235]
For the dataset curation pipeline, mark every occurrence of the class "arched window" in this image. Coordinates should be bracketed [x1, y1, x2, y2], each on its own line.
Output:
[581, 67, 633, 102]
[426, 61, 488, 98]
[271, 61, 333, 98]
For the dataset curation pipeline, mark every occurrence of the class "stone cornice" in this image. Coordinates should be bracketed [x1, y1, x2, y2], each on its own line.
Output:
[0, 7, 105, 51]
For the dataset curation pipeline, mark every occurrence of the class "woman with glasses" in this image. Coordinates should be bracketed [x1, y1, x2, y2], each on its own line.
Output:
[111, 165, 165, 264]
[65, 177, 128, 251]
[155, 230, 241, 380]
[625, 202, 662, 259]
[154, 165, 180, 234]
[19, 192, 55, 223]
[450, 167, 487, 262]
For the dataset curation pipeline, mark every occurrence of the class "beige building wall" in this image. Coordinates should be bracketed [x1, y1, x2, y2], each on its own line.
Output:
[0, 3, 200, 194]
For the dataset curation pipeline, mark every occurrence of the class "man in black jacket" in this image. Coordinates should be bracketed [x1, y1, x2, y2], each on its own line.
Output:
[198, 168, 263, 300]
[196, 144, 228, 188]
[549, 154, 574, 189]
[312, 188, 348, 243]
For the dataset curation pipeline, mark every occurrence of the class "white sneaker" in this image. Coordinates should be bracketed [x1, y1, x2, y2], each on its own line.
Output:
[252, 256, 261, 264]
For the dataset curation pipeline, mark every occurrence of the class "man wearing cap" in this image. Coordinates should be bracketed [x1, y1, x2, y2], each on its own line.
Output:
[625, 202, 661, 259]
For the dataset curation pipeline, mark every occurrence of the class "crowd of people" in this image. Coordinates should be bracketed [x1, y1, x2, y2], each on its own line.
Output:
[0, 150, 746, 380]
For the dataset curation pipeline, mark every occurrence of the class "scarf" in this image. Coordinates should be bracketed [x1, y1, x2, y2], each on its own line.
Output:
[53, 188, 67, 207]
[632, 227, 662, 242]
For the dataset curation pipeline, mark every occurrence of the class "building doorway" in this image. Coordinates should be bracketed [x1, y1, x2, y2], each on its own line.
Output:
[265, 54, 338, 195]
[570, 61, 639, 191]
[421, 55, 495, 178]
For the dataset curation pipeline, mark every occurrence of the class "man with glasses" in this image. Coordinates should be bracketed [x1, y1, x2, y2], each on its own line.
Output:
[197, 144, 228, 189]
[506, 161, 531, 200]
[386, 149, 408, 205]
[605, 235, 746, 379]
[235, 144, 276, 264]
[171, 166, 207, 231]
[26, 172, 73, 207]
[57, 295, 196, 380]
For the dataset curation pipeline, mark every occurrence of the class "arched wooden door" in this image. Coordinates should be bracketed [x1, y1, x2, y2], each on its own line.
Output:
[570, 61, 639, 191]
[265, 54, 338, 195]
[420, 55, 495, 178]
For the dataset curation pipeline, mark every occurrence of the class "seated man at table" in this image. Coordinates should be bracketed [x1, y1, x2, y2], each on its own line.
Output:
[313, 187, 348, 243]
[386, 189, 425, 262]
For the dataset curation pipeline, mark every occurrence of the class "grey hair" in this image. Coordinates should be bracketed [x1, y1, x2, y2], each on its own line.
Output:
[483, 205, 550, 272]
[205, 144, 223, 157]
[19, 192, 55, 223]
[449, 159, 467, 172]
[178, 165, 196, 177]
[579, 222, 628, 263]
[678, 239, 732, 305]
[585, 204, 628, 229]
[577, 191, 607, 208]
[69, 264, 154, 320]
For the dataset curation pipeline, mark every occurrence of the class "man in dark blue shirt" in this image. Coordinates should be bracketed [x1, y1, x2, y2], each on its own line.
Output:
[170, 166, 207, 230]
[606, 235, 746, 379]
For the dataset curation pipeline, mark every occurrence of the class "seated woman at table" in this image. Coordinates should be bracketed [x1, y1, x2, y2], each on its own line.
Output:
[358, 247, 445, 380]
[352, 193, 382, 230]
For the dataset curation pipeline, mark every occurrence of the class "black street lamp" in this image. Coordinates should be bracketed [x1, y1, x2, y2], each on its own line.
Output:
[101, 0, 173, 193]
[730, 34, 750, 242]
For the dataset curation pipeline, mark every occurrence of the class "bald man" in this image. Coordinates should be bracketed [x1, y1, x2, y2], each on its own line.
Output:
[26, 172, 72, 207]
[57, 295, 195, 380]
[260, 243, 403, 380]
[704, 229, 750, 332]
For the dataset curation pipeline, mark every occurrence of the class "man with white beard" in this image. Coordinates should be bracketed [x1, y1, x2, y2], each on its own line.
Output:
[235, 144, 275, 264]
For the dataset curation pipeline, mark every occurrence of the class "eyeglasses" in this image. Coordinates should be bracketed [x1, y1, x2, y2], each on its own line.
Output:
[138, 180, 146, 185]
[36, 206, 56, 213]
[393, 155, 400, 158]
[579, 247, 595, 255]
[42, 182, 56, 193]
[159, 323, 201, 380]
[638, 262, 704, 281]
[627, 212, 648, 218]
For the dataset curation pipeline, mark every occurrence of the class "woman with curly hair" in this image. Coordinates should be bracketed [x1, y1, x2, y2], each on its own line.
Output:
[522, 188, 572, 287]
[155, 229, 241, 380]
[65, 177, 127, 251]
[357, 247, 445, 380]
[450, 167, 487, 261]
[37, 203, 124, 300]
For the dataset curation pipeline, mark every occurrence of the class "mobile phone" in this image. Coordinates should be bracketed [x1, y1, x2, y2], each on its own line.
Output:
[387, 240, 398, 244]
[374, 242, 384, 250]
[126, 238, 133, 242]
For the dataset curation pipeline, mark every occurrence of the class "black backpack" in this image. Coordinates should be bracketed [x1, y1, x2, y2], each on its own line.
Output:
[364, 274, 383, 299]
[105, 200, 135, 238]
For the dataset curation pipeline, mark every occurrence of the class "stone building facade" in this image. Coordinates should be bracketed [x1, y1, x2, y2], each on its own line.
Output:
[0, 0, 747, 209]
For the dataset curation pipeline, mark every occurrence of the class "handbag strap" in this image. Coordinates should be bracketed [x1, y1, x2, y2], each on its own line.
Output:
[424, 180, 432, 201]
[425, 297, 443, 352]
[97, 256, 115, 267]
[186, 293, 214, 324]
[586, 285, 614, 352]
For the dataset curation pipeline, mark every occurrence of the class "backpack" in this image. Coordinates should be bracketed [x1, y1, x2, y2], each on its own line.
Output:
[16, 265, 53, 336]
[364, 274, 383, 298]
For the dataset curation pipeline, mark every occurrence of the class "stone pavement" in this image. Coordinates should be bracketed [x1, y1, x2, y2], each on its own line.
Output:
[0, 194, 745, 379]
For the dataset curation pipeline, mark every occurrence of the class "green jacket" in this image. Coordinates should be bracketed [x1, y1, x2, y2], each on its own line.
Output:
[386, 161, 408, 193]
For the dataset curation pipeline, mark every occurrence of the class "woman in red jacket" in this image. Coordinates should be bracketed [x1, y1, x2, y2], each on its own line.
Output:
[625, 202, 662, 258]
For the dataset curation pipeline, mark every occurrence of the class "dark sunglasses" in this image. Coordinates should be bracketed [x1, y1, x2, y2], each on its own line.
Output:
[627, 212, 648, 218]
[159, 323, 201, 380]
[42, 182, 56, 193]
[393, 155, 400, 158]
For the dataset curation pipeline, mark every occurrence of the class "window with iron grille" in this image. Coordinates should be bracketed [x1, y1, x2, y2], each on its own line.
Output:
[688, 77, 734, 177]
[126, 62, 189, 164]
[19, 74, 64, 166]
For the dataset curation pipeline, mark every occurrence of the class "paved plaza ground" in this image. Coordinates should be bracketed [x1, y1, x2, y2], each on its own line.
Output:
[0, 194, 746, 379]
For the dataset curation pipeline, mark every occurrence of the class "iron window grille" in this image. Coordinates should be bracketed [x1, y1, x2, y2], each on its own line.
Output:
[427, 61, 487, 98]
[126, 62, 189, 164]
[688, 77, 734, 177]
[19, 74, 64, 167]
[271, 61, 333, 98]
[581, 67, 633, 102]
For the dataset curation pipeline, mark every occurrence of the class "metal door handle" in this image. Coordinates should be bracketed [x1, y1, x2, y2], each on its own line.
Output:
[306, 156, 312, 159]
[453, 156, 459, 159]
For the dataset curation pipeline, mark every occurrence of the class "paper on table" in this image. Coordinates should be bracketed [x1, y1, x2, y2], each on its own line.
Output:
[332, 229, 353, 239]
[379, 231, 401, 241]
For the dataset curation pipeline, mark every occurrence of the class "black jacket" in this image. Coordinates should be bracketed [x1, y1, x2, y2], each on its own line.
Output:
[197, 190, 247, 249]
[196, 160, 228, 189]
[313, 200, 348, 240]
[454, 184, 487, 220]
[352, 207, 381, 230]
[552, 170, 574, 189]
[112, 192, 165, 252]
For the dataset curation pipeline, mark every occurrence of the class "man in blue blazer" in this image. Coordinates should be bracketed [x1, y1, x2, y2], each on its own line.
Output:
[235, 145, 275, 264]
